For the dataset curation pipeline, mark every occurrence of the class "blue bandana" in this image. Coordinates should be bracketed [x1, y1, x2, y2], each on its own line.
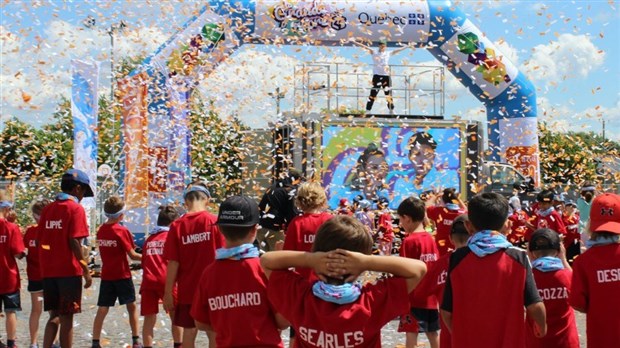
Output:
[215, 244, 259, 260]
[532, 256, 564, 272]
[150, 226, 170, 235]
[0, 201, 13, 208]
[468, 230, 513, 257]
[56, 193, 79, 203]
[312, 281, 362, 304]
[586, 235, 620, 249]
[538, 206, 555, 217]
[445, 203, 460, 211]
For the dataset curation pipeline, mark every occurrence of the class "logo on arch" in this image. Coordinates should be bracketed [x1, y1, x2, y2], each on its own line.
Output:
[271, 1, 347, 36]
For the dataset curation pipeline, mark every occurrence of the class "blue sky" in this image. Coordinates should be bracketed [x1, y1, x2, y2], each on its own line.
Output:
[1, 0, 618, 140]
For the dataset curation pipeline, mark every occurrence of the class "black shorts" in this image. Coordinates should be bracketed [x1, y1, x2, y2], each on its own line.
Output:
[97, 278, 136, 307]
[28, 280, 44, 292]
[411, 307, 440, 333]
[43, 276, 83, 315]
[0, 291, 21, 312]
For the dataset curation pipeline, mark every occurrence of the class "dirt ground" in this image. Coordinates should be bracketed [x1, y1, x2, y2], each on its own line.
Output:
[4, 261, 587, 347]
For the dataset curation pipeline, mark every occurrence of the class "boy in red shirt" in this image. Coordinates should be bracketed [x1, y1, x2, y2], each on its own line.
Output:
[38, 169, 93, 348]
[0, 195, 25, 348]
[441, 193, 546, 348]
[91, 196, 143, 348]
[526, 189, 566, 241]
[526, 229, 579, 348]
[562, 200, 581, 264]
[507, 196, 530, 247]
[141, 205, 182, 348]
[426, 188, 467, 256]
[192, 195, 288, 347]
[570, 193, 620, 347]
[262, 215, 428, 348]
[22, 199, 51, 348]
[163, 182, 224, 348]
[397, 197, 440, 348]
[376, 197, 394, 255]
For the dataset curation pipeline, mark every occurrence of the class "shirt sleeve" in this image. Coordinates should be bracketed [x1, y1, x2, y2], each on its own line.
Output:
[190, 273, 212, 326]
[523, 252, 542, 306]
[569, 259, 588, 311]
[120, 228, 135, 252]
[267, 270, 309, 321]
[71, 205, 90, 239]
[11, 224, 25, 256]
[282, 220, 298, 251]
[163, 221, 180, 262]
[365, 277, 410, 327]
[554, 212, 567, 235]
[212, 225, 225, 249]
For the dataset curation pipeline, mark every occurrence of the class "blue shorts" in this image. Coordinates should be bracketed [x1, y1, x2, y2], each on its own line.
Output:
[0, 291, 22, 312]
[97, 278, 136, 307]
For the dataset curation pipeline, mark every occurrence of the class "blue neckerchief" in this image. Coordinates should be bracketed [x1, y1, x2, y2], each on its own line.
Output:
[105, 207, 125, 219]
[586, 235, 620, 249]
[445, 203, 460, 211]
[215, 244, 259, 260]
[150, 226, 170, 235]
[532, 256, 564, 272]
[312, 281, 362, 304]
[56, 193, 79, 203]
[468, 230, 513, 257]
[538, 206, 555, 217]
[0, 201, 13, 208]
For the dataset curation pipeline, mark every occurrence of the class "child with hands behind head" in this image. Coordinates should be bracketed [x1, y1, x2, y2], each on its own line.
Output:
[262, 215, 427, 348]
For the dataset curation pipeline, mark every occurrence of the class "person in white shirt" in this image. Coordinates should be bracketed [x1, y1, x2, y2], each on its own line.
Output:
[352, 39, 413, 113]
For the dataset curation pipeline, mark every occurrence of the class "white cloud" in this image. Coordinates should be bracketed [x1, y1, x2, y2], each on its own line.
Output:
[522, 33, 605, 82]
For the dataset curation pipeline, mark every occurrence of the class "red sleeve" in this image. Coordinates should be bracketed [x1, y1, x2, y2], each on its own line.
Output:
[267, 270, 310, 320]
[553, 212, 567, 235]
[11, 224, 25, 256]
[283, 220, 298, 251]
[120, 228, 135, 252]
[71, 204, 90, 239]
[399, 238, 407, 258]
[569, 259, 588, 311]
[213, 225, 225, 249]
[163, 221, 180, 262]
[365, 277, 410, 326]
[426, 206, 439, 221]
[191, 273, 212, 326]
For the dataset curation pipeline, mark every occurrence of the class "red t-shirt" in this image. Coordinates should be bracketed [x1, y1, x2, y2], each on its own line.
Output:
[399, 232, 439, 309]
[191, 257, 283, 348]
[38, 199, 89, 278]
[570, 243, 620, 348]
[283, 212, 332, 279]
[377, 211, 394, 242]
[526, 268, 579, 348]
[427, 206, 466, 256]
[97, 223, 135, 281]
[268, 270, 410, 348]
[141, 231, 169, 292]
[414, 252, 451, 348]
[23, 225, 42, 281]
[527, 211, 566, 240]
[442, 247, 542, 348]
[562, 213, 580, 248]
[508, 210, 530, 245]
[163, 211, 224, 304]
[0, 218, 25, 294]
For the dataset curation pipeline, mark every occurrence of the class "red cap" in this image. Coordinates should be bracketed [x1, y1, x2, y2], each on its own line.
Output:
[589, 193, 620, 234]
[339, 198, 349, 207]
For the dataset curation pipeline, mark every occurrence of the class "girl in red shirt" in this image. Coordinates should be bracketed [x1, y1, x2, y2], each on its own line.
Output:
[426, 188, 467, 256]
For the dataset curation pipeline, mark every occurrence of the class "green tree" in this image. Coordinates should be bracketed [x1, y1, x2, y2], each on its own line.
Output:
[0, 117, 41, 179]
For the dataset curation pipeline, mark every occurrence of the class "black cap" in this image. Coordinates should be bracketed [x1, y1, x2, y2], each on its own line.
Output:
[529, 228, 561, 251]
[217, 195, 259, 227]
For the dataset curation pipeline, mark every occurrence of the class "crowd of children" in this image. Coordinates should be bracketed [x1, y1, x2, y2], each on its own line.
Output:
[1, 168, 619, 347]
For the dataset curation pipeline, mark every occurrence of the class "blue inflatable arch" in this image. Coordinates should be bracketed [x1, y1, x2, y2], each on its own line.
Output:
[135, 0, 539, 183]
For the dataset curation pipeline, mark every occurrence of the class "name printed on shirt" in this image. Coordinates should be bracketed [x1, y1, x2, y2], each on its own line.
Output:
[538, 287, 568, 300]
[597, 268, 620, 283]
[208, 292, 261, 311]
[420, 253, 438, 262]
[98, 239, 118, 248]
[298, 327, 364, 348]
[0, 235, 6, 243]
[437, 269, 447, 285]
[181, 232, 211, 245]
[146, 240, 165, 256]
[304, 234, 315, 244]
[45, 220, 62, 229]
[442, 219, 453, 226]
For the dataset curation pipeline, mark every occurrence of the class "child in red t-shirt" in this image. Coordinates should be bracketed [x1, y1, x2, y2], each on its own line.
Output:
[0, 195, 25, 348]
[526, 189, 566, 241]
[141, 205, 182, 348]
[262, 215, 428, 348]
[22, 199, 51, 348]
[91, 196, 143, 348]
[415, 214, 469, 348]
[562, 200, 581, 264]
[376, 197, 394, 255]
[507, 196, 530, 248]
[426, 188, 467, 256]
[570, 193, 620, 348]
[526, 229, 579, 348]
[397, 197, 440, 348]
[192, 195, 288, 347]
[163, 181, 224, 348]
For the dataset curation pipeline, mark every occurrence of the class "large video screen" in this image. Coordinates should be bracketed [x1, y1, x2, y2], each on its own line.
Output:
[321, 123, 465, 210]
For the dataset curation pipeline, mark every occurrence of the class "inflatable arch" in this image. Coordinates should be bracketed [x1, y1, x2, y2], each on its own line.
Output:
[122, 0, 538, 237]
